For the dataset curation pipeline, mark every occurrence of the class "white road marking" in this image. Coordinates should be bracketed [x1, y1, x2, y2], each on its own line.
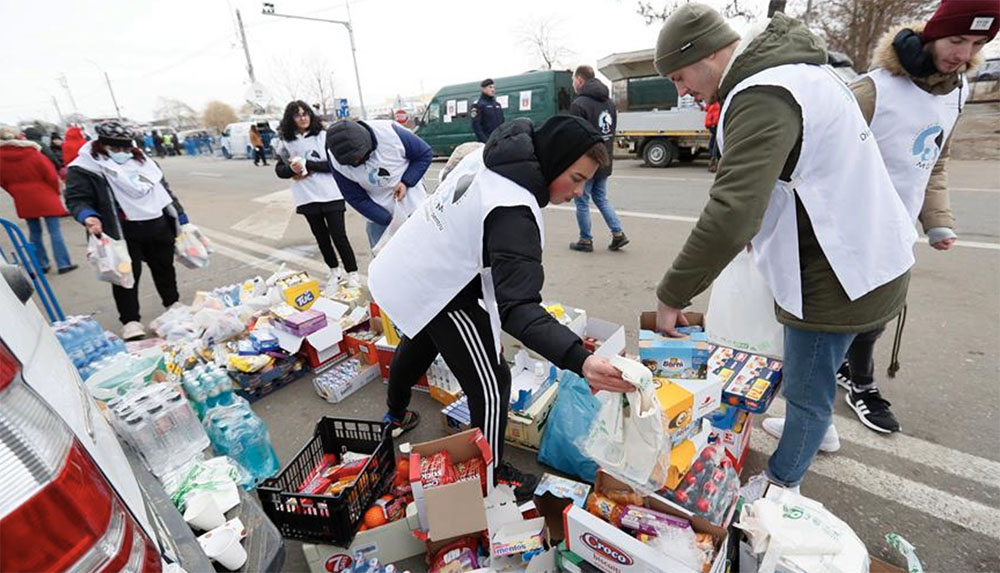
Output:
[952, 187, 1000, 194]
[252, 188, 296, 204]
[230, 203, 293, 240]
[549, 205, 1000, 251]
[748, 429, 1000, 540]
[209, 242, 284, 273]
[189, 171, 223, 178]
[764, 399, 1000, 488]
[201, 227, 329, 274]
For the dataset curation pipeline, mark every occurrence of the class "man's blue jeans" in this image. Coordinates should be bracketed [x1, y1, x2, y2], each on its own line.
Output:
[573, 174, 623, 241]
[25, 217, 73, 271]
[366, 221, 388, 249]
[766, 325, 857, 487]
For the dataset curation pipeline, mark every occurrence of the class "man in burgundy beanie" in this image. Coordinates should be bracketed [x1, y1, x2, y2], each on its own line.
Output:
[762, 0, 998, 444]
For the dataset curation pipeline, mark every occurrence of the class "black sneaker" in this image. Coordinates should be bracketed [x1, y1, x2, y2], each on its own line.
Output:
[569, 239, 594, 252]
[835, 361, 852, 391]
[383, 410, 420, 439]
[57, 264, 79, 275]
[496, 461, 539, 502]
[608, 232, 630, 251]
[845, 387, 900, 433]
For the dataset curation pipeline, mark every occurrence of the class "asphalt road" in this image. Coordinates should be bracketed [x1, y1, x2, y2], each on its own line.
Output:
[4, 152, 997, 572]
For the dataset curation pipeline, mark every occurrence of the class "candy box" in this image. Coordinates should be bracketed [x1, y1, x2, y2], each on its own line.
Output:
[708, 410, 753, 474]
[278, 272, 320, 311]
[653, 376, 722, 443]
[638, 312, 710, 379]
[709, 345, 783, 413]
[277, 308, 327, 337]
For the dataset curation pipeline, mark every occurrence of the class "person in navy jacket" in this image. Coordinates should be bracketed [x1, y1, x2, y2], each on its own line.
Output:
[326, 119, 433, 248]
[472, 78, 505, 143]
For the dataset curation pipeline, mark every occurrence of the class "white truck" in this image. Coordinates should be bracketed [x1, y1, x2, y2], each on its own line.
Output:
[599, 49, 711, 168]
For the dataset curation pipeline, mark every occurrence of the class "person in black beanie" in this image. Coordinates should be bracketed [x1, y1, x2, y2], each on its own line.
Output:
[367, 115, 630, 502]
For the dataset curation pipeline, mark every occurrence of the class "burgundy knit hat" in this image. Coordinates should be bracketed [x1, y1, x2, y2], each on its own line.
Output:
[922, 0, 1000, 42]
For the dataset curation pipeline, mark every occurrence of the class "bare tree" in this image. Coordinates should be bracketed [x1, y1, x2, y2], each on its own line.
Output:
[153, 98, 198, 130]
[202, 101, 239, 134]
[303, 58, 337, 117]
[636, 0, 762, 24]
[812, 0, 936, 71]
[517, 18, 575, 70]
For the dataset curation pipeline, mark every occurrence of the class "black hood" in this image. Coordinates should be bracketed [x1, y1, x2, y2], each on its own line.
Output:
[578, 78, 609, 102]
[483, 118, 548, 207]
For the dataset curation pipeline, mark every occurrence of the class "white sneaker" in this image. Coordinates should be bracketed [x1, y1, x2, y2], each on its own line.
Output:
[761, 417, 841, 453]
[122, 321, 147, 341]
[346, 271, 362, 288]
[327, 267, 345, 286]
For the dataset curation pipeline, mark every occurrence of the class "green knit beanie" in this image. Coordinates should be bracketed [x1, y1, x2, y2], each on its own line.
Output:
[654, 3, 741, 76]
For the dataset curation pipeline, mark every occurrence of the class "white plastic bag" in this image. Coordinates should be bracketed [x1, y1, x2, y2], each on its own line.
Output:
[582, 355, 667, 489]
[372, 200, 410, 256]
[706, 249, 784, 358]
[87, 234, 135, 289]
[175, 223, 212, 269]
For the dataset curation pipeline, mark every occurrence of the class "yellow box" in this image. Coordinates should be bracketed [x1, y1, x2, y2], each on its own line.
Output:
[282, 280, 320, 310]
[654, 377, 695, 437]
[380, 310, 402, 346]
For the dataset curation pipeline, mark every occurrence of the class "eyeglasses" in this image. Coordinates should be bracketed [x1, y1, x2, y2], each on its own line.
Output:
[294, 112, 310, 119]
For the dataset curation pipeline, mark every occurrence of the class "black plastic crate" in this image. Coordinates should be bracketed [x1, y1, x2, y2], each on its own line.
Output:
[257, 417, 394, 545]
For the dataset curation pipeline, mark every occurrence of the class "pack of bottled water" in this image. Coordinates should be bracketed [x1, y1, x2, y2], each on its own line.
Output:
[53, 315, 128, 379]
[198, 387, 281, 486]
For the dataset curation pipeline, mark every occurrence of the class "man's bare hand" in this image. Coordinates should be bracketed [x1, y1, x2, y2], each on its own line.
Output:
[655, 299, 689, 337]
[583, 355, 632, 393]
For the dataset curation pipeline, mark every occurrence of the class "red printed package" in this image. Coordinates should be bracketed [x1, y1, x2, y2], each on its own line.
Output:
[298, 453, 338, 494]
[455, 456, 487, 493]
[420, 450, 458, 488]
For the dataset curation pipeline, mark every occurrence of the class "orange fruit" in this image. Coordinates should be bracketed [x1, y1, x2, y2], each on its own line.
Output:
[363, 505, 387, 529]
[396, 459, 409, 478]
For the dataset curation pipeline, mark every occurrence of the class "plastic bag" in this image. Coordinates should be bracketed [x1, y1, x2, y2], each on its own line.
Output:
[175, 223, 211, 269]
[193, 308, 246, 345]
[87, 234, 135, 288]
[372, 200, 410, 256]
[706, 249, 784, 358]
[582, 356, 668, 491]
[538, 370, 601, 482]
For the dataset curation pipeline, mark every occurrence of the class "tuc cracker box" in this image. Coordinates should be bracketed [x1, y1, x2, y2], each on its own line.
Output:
[709, 345, 783, 414]
[638, 312, 710, 379]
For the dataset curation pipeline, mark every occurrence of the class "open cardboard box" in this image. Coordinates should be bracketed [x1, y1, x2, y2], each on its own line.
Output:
[532, 473, 591, 545]
[639, 311, 710, 379]
[505, 382, 559, 452]
[408, 429, 493, 541]
[301, 502, 424, 573]
[503, 314, 625, 363]
[564, 470, 729, 573]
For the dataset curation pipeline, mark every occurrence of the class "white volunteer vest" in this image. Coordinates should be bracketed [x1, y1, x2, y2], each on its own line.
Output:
[329, 120, 428, 220]
[368, 148, 545, 355]
[867, 68, 966, 223]
[276, 132, 343, 207]
[718, 64, 916, 319]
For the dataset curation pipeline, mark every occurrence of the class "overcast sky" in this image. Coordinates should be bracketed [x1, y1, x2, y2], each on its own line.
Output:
[2, 0, 997, 125]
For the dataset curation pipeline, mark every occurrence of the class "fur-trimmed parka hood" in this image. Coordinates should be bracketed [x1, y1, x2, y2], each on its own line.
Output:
[871, 21, 984, 76]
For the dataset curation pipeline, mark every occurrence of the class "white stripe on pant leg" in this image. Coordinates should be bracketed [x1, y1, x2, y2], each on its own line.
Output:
[447, 311, 500, 467]
[456, 309, 504, 468]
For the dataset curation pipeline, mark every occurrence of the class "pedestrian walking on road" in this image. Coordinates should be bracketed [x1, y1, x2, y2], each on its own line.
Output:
[471, 78, 505, 143]
[326, 118, 432, 248]
[48, 132, 65, 173]
[152, 130, 165, 158]
[704, 98, 721, 172]
[568, 65, 628, 253]
[23, 126, 61, 172]
[275, 101, 360, 288]
[249, 124, 268, 166]
[763, 0, 998, 444]
[652, 4, 916, 491]
[368, 115, 630, 501]
[0, 130, 77, 275]
[65, 121, 190, 341]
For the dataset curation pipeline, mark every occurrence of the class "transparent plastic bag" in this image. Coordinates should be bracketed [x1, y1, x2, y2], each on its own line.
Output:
[87, 234, 135, 288]
[706, 249, 784, 358]
[371, 200, 409, 256]
[175, 223, 211, 269]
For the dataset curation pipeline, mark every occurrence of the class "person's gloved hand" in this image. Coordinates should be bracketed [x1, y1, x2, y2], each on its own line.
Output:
[178, 213, 190, 225]
[927, 227, 957, 251]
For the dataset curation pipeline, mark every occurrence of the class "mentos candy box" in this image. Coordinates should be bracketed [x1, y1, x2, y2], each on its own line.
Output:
[709, 345, 783, 414]
[638, 312, 710, 379]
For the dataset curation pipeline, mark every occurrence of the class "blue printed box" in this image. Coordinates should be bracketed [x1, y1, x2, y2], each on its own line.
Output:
[638, 312, 711, 379]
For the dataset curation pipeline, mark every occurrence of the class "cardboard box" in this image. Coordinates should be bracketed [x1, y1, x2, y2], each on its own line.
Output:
[428, 384, 462, 406]
[427, 355, 463, 405]
[312, 359, 381, 404]
[708, 409, 753, 473]
[662, 418, 712, 490]
[533, 474, 591, 545]
[709, 345, 783, 413]
[301, 502, 424, 573]
[505, 382, 558, 452]
[408, 429, 493, 540]
[543, 302, 588, 338]
[502, 312, 625, 362]
[490, 517, 547, 570]
[638, 312, 710, 379]
[374, 335, 429, 391]
[271, 320, 345, 370]
[563, 471, 728, 573]
[343, 329, 379, 365]
[441, 395, 472, 435]
[278, 273, 321, 311]
[654, 376, 722, 443]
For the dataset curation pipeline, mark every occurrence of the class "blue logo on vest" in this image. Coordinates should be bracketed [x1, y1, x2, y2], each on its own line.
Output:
[911, 125, 944, 168]
[368, 166, 392, 187]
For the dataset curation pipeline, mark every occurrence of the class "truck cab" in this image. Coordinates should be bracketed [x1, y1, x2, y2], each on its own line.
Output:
[414, 70, 575, 156]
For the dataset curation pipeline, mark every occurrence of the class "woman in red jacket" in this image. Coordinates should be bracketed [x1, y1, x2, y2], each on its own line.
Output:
[0, 134, 78, 274]
[62, 125, 87, 166]
[704, 99, 721, 173]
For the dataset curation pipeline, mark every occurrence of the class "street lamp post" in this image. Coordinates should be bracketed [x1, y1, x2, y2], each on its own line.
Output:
[85, 60, 123, 119]
[261, 2, 368, 120]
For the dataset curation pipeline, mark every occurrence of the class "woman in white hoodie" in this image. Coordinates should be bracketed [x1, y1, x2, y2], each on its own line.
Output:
[274, 101, 359, 287]
[64, 121, 188, 341]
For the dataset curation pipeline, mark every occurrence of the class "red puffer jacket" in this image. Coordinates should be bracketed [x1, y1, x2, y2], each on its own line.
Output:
[0, 140, 69, 219]
[62, 126, 87, 166]
[704, 102, 721, 129]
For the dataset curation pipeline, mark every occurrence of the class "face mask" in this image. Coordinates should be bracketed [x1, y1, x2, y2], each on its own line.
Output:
[109, 151, 132, 164]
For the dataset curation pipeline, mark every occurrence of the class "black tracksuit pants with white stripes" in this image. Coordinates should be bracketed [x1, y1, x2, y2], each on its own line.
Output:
[386, 303, 511, 468]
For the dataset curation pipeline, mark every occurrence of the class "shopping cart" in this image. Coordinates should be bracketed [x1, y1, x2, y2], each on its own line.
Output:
[0, 217, 65, 322]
